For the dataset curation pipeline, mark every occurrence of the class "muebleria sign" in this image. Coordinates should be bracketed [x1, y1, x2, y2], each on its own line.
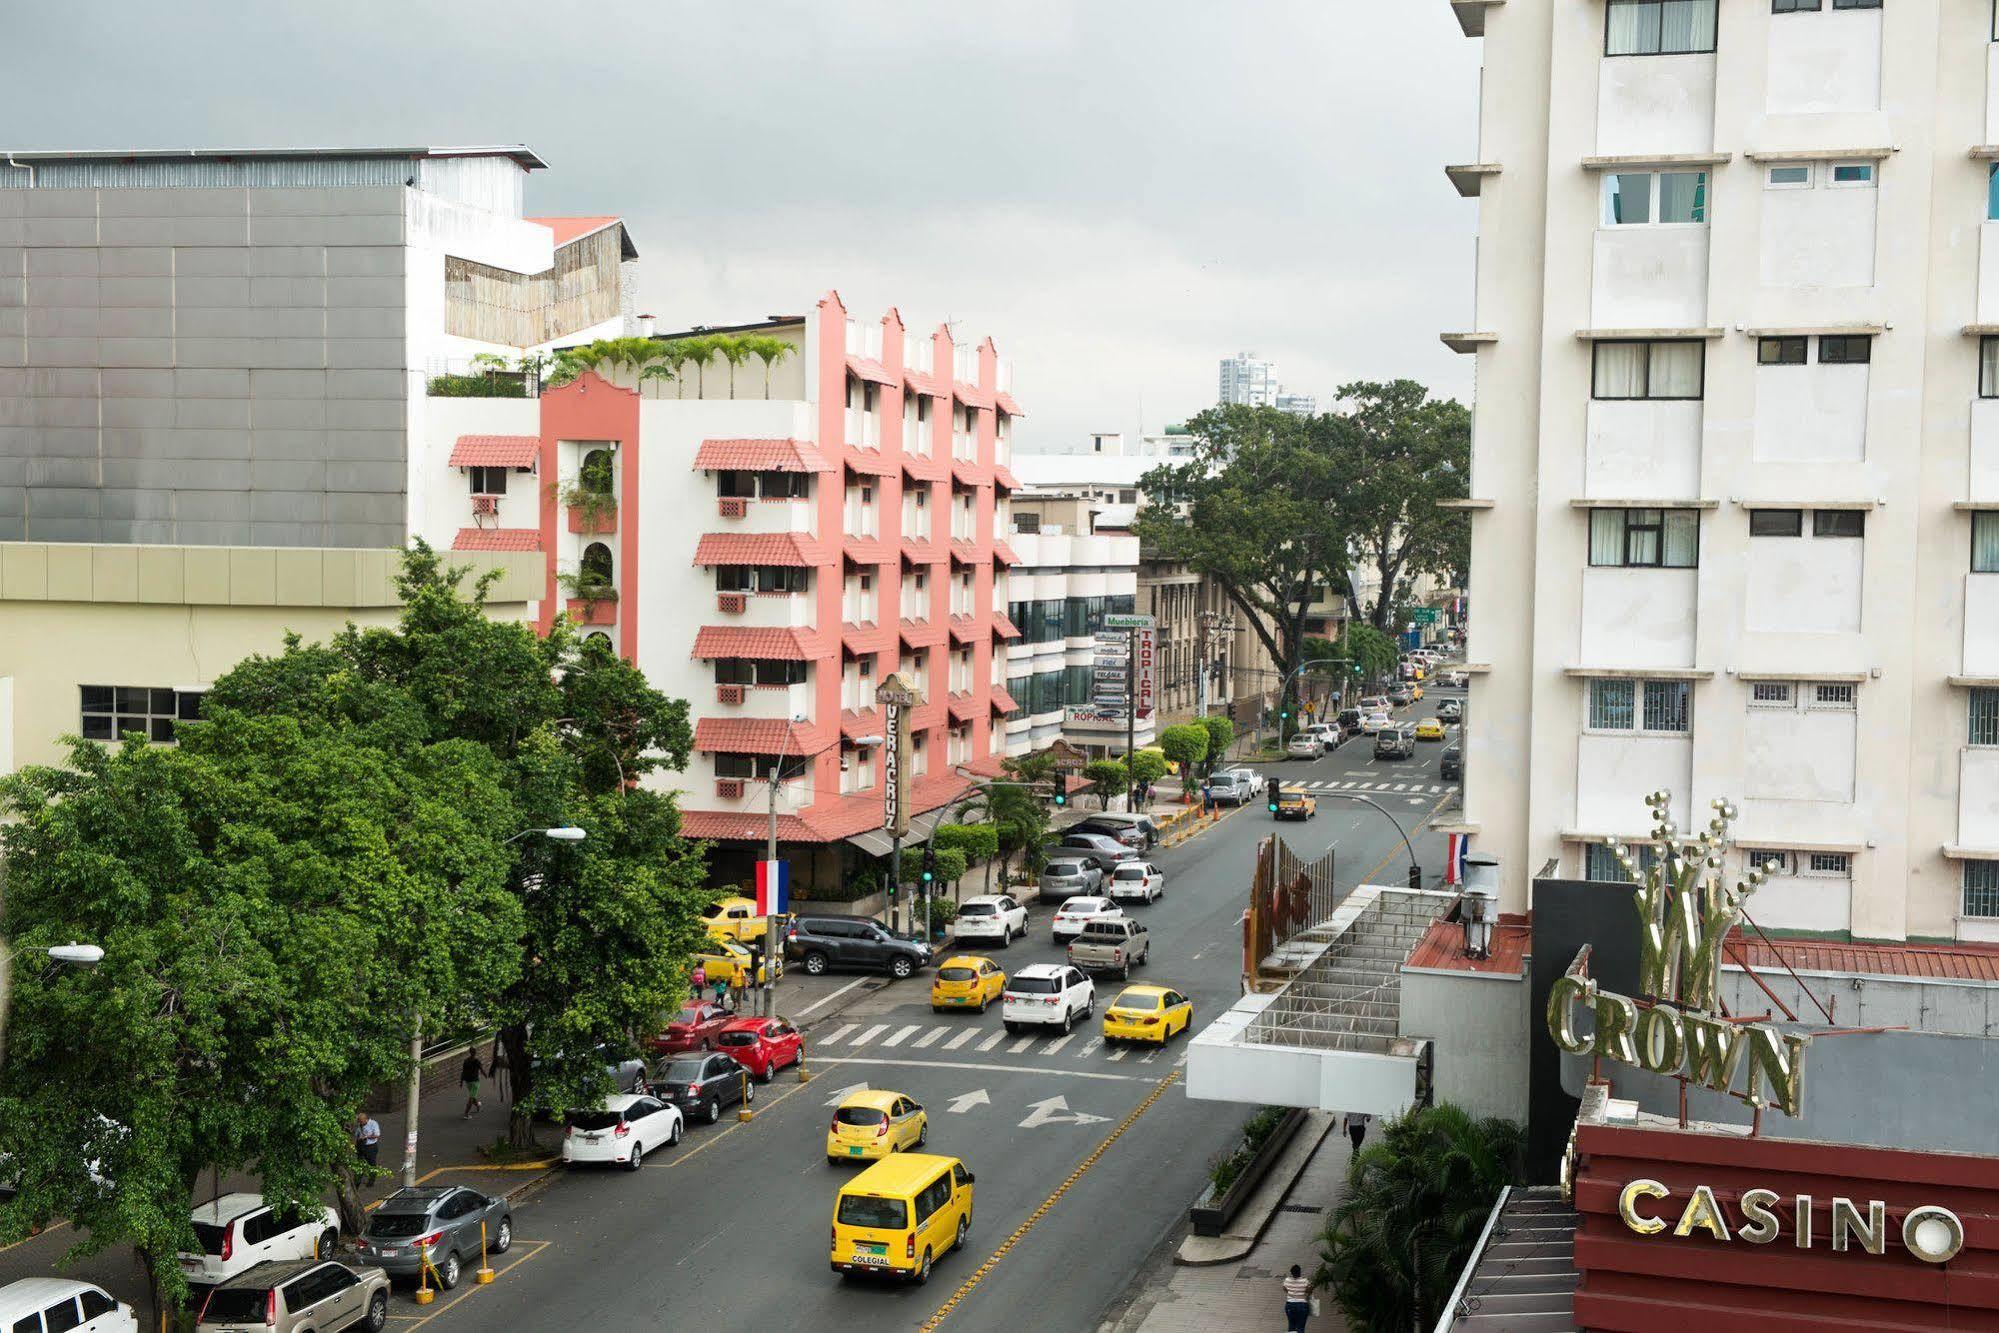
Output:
[1546, 793, 1809, 1117]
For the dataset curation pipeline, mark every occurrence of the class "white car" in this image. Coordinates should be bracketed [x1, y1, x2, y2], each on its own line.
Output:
[562, 1092, 684, 1170]
[1207, 768, 1258, 805]
[1001, 963, 1096, 1034]
[953, 894, 1028, 946]
[0, 1280, 135, 1333]
[179, 1194, 341, 1290]
[1359, 711, 1391, 735]
[1443, 670, 1468, 688]
[1285, 733, 1324, 759]
[1106, 862, 1165, 904]
[1050, 896, 1123, 944]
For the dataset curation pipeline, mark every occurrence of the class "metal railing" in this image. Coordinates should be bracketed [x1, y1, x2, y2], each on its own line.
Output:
[1245, 886, 1452, 1054]
[1245, 833, 1341, 969]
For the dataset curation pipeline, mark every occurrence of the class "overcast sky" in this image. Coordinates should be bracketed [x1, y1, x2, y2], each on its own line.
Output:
[2, 2, 1480, 450]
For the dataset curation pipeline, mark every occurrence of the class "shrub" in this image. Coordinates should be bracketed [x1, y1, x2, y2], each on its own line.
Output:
[1157, 724, 1210, 795]
[1128, 749, 1169, 790]
[427, 373, 527, 398]
[1199, 715, 1235, 769]
[1082, 758, 1128, 810]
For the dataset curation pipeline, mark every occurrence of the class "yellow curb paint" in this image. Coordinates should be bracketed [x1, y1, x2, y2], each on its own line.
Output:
[399, 1239, 552, 1330]
[0, 1220, 67, 1255]
[917, 1070, 1182, 1331]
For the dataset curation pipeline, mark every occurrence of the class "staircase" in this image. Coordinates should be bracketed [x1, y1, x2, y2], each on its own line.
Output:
[1246, 887, 1444, 1054]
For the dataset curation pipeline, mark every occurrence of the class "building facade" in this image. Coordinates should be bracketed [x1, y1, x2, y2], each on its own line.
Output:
[1218, 351, 1278, 408]
[1446, 0, 1999, 942]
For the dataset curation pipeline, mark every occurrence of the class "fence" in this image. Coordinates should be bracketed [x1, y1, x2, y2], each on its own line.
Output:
[1241, 832, 1338, 978]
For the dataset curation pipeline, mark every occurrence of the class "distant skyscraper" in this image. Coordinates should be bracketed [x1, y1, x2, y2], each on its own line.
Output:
[1273, 393, 1317, 418]
[1218, 352, 1278, 408]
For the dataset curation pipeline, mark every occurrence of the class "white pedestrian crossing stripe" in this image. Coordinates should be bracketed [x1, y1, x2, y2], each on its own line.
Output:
[912, 1026, 947, 1048]
[945, 1028, 979, 1051]
[824, 1024, 856, 1046]
[1079, 1037, 1104, 1058]
[850, 1024, 889, 1047]
[881, 1024, 920, 1047]
[1043, 1033, 1075, 1055]
[1009, 1035, 1035, 1053]
[1106, 1047, 1128, 1062]
[977, 1030, 1006, 1053]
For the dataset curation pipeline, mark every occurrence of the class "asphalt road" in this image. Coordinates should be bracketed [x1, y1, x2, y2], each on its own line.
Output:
[411, 695, 1462, 1333]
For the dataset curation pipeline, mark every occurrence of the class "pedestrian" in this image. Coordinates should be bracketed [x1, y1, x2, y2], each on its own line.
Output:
[1202, 781, 1215, 817]
[1282, 1263, 1314, 1331]
[1344, 1110, 1369, 1155]
[711, 974, 730, 1009]
[352, 1111, 381, 1171]
[690, 960, 707, 999]
[460, 1050, 484, 1119]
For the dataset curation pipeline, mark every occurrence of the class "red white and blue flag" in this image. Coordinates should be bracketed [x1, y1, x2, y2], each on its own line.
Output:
[755, 859, 790, 916]
[1444, 834, 1468, 887]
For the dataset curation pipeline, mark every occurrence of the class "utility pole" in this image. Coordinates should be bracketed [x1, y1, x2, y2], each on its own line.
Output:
[402, 1018, 422, 1187]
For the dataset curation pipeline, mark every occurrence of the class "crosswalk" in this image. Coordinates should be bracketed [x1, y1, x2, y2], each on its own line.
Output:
[815, 1020, 1188, 1067]
[1295, 779, 1450, 794]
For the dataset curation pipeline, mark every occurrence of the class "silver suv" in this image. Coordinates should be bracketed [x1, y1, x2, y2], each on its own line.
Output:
[1067, 917, 1150, 980]
[1038, 857, 1102, 898]
[352, 1186, 511, 1289]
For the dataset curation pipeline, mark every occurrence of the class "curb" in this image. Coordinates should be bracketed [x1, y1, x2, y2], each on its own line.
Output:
[1173, 1111, 1337, 1266]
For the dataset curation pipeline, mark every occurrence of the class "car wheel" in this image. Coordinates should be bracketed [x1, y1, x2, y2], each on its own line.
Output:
[916, 1121, 928, 1148]
[319, 1228, 338, 1259]
[1118, 961, 1129, 981]
[804, 952, 829, 976]
[705, 1097, 720, 1124]
[626, 1141, 644, 1171]
[890, 956, 915, 980]
[1004, 1021, 1018, 1035]
[744, 1080, 756, 1105]
[954, 1216, 968, 1253]
[669, 1117, 683, 1146]
[1085, 995, 1095, 1018]
[914, 1248, 934, 1285]
[757, 1059, 774, 1083]
[998, 931, 1011, 950]
[494, 1217, 513, 1254]
[365, 1290, 389, 1331]
[1060, 1006, 1073, 1034]
[438, 1250, 462, 1291]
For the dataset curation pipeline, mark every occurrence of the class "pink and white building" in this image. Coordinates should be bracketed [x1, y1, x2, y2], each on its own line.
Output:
[414, 290, 1025, 891]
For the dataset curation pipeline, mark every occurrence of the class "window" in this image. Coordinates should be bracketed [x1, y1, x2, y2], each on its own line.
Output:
[1990, 164, 1999, 222]
[1982, 338, 1999, 398]
[1585, 843, 1659, 883]
[1810, 683, 1856, 709]
[717, 470, 757, 499]
[1829, 162, 1875, 187]
[715, 659, 806, 687]
[1014, 511, 1040, 534]
[79, 685, 202, 743]
[1830, 0, 1880, 7]
[1587, 508, 1699, 567]
[1759, 337, 1807, 365]
[1588, 679, 1635, 730]
[1766, 165, 1813, 188]
[578, 448, 614, 495]
[714, 753, 762, 779]
[1750, 681, 1795, 707]
[1589, 678, 1690, 733]
[40, 1301, 79, 1333]
[1748, 508, 1804, 537]
[1772, 0, 1820, 10]
[75, 1293, 114, 1321]
[1745, 849, 1793, 874]
[1966, 861, 1999, 918]
[468, 466, 508, 495]
[1606, 0, 1717, 55]
[1973, 689, 1999, 746]
[1813, 509, 1865, 537]
[1602, 172, 1710, 225]
[240, 1210, 276, 1245]
[1818, 335, 1871, 364]
[1804, 852, 1853, 876]
[1591, 340, 1704, 400]
[579, 541, 613, 587]
[1642, 680, 1690, 732]
[715, 565, 806, 594]
[1973, 512, 1999, 573]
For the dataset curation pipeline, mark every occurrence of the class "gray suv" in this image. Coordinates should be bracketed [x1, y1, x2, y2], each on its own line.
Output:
[783, 917, 933, 978]
[1038, 857, 1103, 898]
[196, 1260, 389, 1332]
[352, 1186, 511, 1289]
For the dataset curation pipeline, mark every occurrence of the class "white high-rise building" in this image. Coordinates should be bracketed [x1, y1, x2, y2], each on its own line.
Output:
[1218, 351, 1278, 407]
[1445, 0, 1999, 945]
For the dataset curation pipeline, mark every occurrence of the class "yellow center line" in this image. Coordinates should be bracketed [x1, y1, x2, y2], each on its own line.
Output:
[1353, 789, 1453, 885]
[0, 1220, 67, 1256]
[918, 1069, 1182, 1332]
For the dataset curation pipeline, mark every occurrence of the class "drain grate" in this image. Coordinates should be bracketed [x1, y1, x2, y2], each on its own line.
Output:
[1277, 1203, 1323, 1215]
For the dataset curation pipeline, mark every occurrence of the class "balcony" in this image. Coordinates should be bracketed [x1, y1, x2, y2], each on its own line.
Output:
[713, 681, 814, 721]
[729, 591, 815, 630]
[567, 506, 616, 535]
[566, 597, 617, 626]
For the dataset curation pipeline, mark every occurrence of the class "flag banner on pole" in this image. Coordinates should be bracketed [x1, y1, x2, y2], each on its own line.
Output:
[1444, 834, 1468, 887]
[755, 859, 790, 916]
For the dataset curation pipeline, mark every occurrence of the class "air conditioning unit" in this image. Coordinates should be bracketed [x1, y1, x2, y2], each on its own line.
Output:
[471, 496, 498, 516]
[718, 497, 748, 519]
[716, 778, 745, 799]
[717, 684, 745, 705]
[717, 593, 747, 614]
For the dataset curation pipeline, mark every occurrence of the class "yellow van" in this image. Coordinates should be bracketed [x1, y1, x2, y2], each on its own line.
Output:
[829, 1152, 975, 1284]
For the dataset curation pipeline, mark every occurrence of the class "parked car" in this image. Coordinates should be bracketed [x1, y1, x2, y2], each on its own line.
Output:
[1038, 858, 1103, 900]
[1070, 817, 1147, 850]
[1050, 896, 1123, 943]
[930, 956, 1006, 1013]
[700, 894, 767, 943]
[649, 1002, 733, 1056]
[1206, 768, 1258, 805]
[1442, 669, 1469, 689]
[692, 937, 774, 988]
[1273, 787, 1317, 821]
[1067, 917, 1150, 980]
[1375, 725, 1415, 759]
[1437, 698, 1463, 721]
[1001, 964, 1095, 1034]
[712, 1016, 804, 1082]
[1046, 831, 1138, 871]
[825, 1090, 928, 1164]
[353, 1186, 511, 1286]
[784, 916, 933, 979]
[1073, 813, 1159, 849]
[950, 894, 1028, 946]
[652, 1050, 754, 1124]
[562, 1092, 684, 1170]
[179, 1194, 341, 1293]
[1336, 710, 1364, 740]
[1441, 744, 1462, 782]
[1105, 861, 1165, 904]
[532, 1045, 649, 1096]
[1, 1280, 134, 1333]
[1285, 733, 1324, 760]
[195, 1261, 388, 1333]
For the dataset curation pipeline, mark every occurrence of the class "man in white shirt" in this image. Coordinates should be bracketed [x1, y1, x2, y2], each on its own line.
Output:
[1342, 1110, 1369, 1155]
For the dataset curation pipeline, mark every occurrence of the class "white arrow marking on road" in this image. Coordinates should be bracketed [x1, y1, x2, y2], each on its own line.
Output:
[946, 1089, 991, 1114]
[823, 1081, 869, 1106]
[1018, 1095, 1112, 1129]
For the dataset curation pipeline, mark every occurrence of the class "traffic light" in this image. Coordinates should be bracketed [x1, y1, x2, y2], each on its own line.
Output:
[1266, 778, 1280, 813]
[920, 846, 936, 884]
[1052, 786, 1067, 807]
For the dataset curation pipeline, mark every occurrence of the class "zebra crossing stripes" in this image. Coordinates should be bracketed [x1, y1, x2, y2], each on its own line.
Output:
[850, 1023, 889, 1047]
[1043, 1033, 1075, 1055]
[881, 1024, 921, 1047]
[912, 1026, 947, 1049]
[824, 1024, 857, 1046]
[977, 1030, 1006, 1053]
[1009, 1035, 1036, 1053]
[809, 1020, 1180, 1067]
[945, 1027, 979, 1051]
[1301, 778, 1447, 795]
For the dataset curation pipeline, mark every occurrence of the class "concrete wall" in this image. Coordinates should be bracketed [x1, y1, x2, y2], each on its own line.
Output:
[1584, 401, 1703, 498]
[1400, 968, 1530, 1123]
[1753, 362, 1869, 464]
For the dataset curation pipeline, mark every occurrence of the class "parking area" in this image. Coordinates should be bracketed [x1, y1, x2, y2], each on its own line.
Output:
[381, 1239, 551, 1327]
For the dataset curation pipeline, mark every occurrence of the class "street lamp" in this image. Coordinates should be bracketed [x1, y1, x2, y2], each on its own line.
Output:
[504, 826, 587, 844]
[0, 940, 106, 1070]
[1310, 792, 1424, 890]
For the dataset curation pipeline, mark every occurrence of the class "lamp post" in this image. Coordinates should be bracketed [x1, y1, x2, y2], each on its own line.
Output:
[763, 727, 877, 1017]
[0, 941, 105, 1071]
[1309, 792, 1424, 890]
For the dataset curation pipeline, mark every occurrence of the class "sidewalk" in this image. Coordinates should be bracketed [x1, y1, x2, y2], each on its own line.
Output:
[1103, 1123, 1354, 1333]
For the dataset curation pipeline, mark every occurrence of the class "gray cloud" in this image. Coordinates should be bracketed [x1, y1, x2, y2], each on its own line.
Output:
[4, 1, 1479, 444]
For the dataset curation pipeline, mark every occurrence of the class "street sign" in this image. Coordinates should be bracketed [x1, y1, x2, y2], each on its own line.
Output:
[1104, 613, 1157, 630]
[1048, 739, 1088, 772]
[1412, 607, 1442, 625]
[877, 672, 917, 837]
[1134, 627, 1157, 718]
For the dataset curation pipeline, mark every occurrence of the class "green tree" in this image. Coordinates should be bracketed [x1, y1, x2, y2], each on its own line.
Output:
[1128, 749, 1169, 793]
[932, 824, 999, 895]
[546, 335, 678, 386]
[1156, 724, 1210, 797]
[1338, 624, 1402, 692]
[1316, 1104, 1524, 1332]
[1082, 758, 1127, 811]
[742, 334, 798, 397]
[1198, 715, 1235, 771]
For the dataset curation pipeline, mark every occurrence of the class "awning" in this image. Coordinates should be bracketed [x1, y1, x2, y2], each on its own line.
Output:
[452, 527, 541, 552]
[901, 538, 945, 564]
[691, 533, 828, 566]
[948, 541, 981, 565]
[843, 537, 890, 565]
[947, 616, 980, 645]
[845, 803, 956, 858]
[846, 356, 897, 387]
[991, 541, 1019, 566]
[844, 451, 895, 477]
[449, 435, 539, 468]
[991, 614, 1021, 640]
[991, 687, 1019, 714]
[903, 453, 948, 482]
[905, 369, 948, 398]
[950, 460, 987, 488]
[947, 694, 979, 723]
[991, 464, 1020, 491]
[994, 391, 1025, 417]
[692, 438, 832, 473]
[954, 382, 996, 410]
[690, 626, 823, 660]
[694, 718, 825, 756]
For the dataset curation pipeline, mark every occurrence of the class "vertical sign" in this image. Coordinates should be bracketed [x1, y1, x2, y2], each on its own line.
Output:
[876, 672, 915, 836]
[1134, 626, 1157, 718]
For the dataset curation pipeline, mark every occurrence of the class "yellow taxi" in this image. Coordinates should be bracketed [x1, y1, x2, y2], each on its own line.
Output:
[830, 1153, 975, 1284]
[695, 937, 775, 988]
[1273, 787, 1317, 821]
[1409, 681, 1425, 701]
[827, 1090, 930, 1164]
[1102, 984, 1194, 1045]
[1414, 717, 1447, 742]
[701, 894, 767, 943]
[930, 955, 1005, 1013]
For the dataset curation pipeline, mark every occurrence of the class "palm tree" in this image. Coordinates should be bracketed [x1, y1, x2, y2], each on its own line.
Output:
[637, 336, 718, 400]
[743, 335, 797, 399]
[1315, 1103, 1523, 1332]
[548, 336, 675, 387]
[716, 337, 756, 400]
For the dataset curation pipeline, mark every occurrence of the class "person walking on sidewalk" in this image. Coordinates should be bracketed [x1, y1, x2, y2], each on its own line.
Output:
[1281, 1264, 1315, 1331]
[1201, 780, 1215, 817]
[460, 1050, 485, 1119]
[1343, 1110, 1369, 1155]
[352, 1111, 381, 1171]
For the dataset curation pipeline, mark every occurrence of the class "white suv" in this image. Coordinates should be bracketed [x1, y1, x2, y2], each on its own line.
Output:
[1001, 964, 1095, 1035]
[179, 1194, 341, 1290]
[952, 894, 1028, 946]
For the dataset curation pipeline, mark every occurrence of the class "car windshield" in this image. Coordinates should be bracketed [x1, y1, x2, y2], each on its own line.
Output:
[716, 1032, 757, 1047]
[1115, 992, 1161, 1010]
[367, 1213, 429, 1238]
[837, 1194, 908, 1229]
[937, 967, 976, 982]
[1008, 976, 1059, 994]
[662, 1059, 705, 1083]
[569, 1111, 620, 1130]
[201, 1290, 272, 1321]
[191, 1220, 229, 1255]
[1113, 865, 1144, 879]
[957, 903, 995, 916]
[1045, 863, 1085, 876]
[834, 1106, 888, 1127]
[1061, 899, 1104, 913]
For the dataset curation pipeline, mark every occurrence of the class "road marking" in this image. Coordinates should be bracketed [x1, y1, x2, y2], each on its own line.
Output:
[813, 1057, 1148, 1084]
[946, 1089, 991, 1113]
[1042, 1033, 1074, 1056]
[881, 1024, 921, 1048]
[1018, 1094, 1111, 1129]
[793, 976, 867, 1018]
[1009, 1035, 1035, 1053]
[913, 1026, 948, 1048]
[395, 1239, 554, 1329]
[822, 1024, 857, 1046]
[945, 1028, 980, 1051]
[1079, 1038, 1104, 1057]
[1106, 1047, 1128, 1062]
[976, 1030, 1006, 1053]
[919, 1071, 1181, 1331]
[665, 1075, 821, 1170]
[823, 1080, 870, 1106]
[1140, 1050, 1159, 1063]
[850, 1023, 889, 1047]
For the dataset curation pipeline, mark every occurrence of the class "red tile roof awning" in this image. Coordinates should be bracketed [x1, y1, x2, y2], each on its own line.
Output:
[991, 464, 1020, 491]
[692, 438, 832, 472]
[991, 541, 1019, 567]
[846, 356, 897, 387]
[679, 769, 975, 844]
[995, 391, 1025, 417]
[680, 810, 818, 842]
[692, 533, 828, 566]
[695, 718, 824, 756]
[841, 707, 884, 740]
[948, 541, 981, 565]
[954, 382, 996, 410]
[947, 694, 979, 724]
[690, 626, 823, 660]
[902, 454, 948, 482]
[901, 538, 944, 565]
[843, 538, 890, 565]
[842, 622, 888, 654]
[905, 369, 948, 397]
[900, 620, 944, 648]
[451, 527, 542, 552]
[947, 616, 980, 645]
[950, 460, 987, 488]
[990, 687, 1019, 715]
[991, 614, 1021, 640]
[1728, 932, 1999, 983]
[844, 451, 895, 477]
[449, 435, 540, 468]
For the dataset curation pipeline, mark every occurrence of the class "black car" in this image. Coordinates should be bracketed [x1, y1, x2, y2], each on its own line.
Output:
[652, 1050, 753, 1124]
[784, 916, 933, 979]
[1335, 709, 1362, 740]
[1441, 744, 1462, 781]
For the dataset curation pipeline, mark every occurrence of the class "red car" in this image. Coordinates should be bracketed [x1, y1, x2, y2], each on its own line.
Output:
[650, 1003, 732, 1056]
[712, 1017, 804, 1082]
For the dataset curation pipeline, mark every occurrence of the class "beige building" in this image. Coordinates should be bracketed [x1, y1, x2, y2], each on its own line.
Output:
[1, 543, 539, 774]
[1445, 0, 1999, 942]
